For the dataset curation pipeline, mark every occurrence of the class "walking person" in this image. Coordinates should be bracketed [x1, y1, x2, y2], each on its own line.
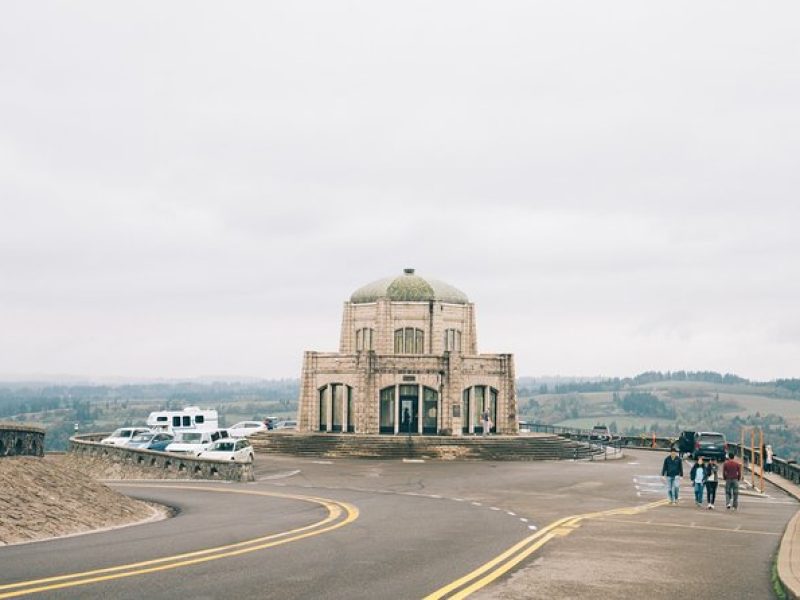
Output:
[705, 458, 719, 510]
[661, 447, 684, 505]
[723, 451, 742, 511]
[766, 445, 774, 473]
[690, 456, 706, 507]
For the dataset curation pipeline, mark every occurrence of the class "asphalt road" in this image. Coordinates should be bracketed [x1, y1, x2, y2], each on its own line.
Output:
[0, 449, 796, 599]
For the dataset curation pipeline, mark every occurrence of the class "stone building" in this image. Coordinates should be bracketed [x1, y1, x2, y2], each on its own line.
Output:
[297, 269, 517, 436]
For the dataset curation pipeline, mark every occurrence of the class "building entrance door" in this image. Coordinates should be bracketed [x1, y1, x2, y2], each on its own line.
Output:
[399, 385, 419, 434]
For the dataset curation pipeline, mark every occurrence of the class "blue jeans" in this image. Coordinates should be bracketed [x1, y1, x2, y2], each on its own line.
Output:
[694, 482, 704, 504]
[666, 476, 680, 501]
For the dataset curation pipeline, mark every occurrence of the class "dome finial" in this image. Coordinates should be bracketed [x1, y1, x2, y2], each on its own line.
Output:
[403, 268, 415, 275]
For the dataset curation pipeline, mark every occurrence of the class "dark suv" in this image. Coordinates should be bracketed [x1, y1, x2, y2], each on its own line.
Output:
[677, 430, 696, 456]
[692, 431, 728, 461]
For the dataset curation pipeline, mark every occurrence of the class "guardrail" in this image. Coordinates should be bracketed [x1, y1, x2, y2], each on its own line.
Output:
[520, 421, 624, 460]
[527, 425, 800, 488]
[69, 433, 254, 482]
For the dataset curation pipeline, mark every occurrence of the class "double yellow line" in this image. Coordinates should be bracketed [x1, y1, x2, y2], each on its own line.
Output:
[0, 485, 359, 599]
[424, 499, 668, 600]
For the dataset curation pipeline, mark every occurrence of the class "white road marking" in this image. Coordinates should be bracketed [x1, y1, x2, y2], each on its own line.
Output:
[472, 501, 483, 506]
[490, 507, 501, 511]
[312, 460, 333, 465]
[528, 525, 538, 530]
[520, 518, 528, 523]
[258, 470, 301, 481]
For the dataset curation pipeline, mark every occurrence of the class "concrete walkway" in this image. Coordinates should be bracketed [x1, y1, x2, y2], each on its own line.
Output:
[759, 470, 800, 599]
[743, 469, 800, 600]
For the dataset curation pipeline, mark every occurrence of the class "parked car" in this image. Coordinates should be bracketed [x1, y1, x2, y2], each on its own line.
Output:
[126, 432, 175, 452]
[273, 420, 298, 431]
[165, 429, 229, 456]
[197, 438, 255, 463]
[227, 421, 268, 438]
[692, 431, 728, 461]
[100, 427, 152, 446]
[589, 425, 611, 441]
[677, 430, 696, 456]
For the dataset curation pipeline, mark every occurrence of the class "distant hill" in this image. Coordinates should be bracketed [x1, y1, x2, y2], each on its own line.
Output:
[518, 371, 800, 460]
[3, 371, 799, 459]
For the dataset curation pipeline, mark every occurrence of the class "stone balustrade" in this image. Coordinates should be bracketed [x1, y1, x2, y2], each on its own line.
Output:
[0, 422, 45, 457]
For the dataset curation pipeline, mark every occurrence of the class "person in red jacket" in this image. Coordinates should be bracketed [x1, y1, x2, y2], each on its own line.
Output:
[723, 452, 742, 511]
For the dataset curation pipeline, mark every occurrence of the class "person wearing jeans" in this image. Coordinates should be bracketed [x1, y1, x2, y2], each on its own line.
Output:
[690, 457, 706, 506]
[662, 447, 684, 504]
[723, 452, 742, 510]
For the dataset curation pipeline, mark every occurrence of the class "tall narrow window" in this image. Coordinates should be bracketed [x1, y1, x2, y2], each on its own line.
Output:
[319, 387, 327, 432]
[393, 328, 424, 353]
[380, 387, 395, 434]
[356, 328, 374, 351]
[444, 329, 462, 352]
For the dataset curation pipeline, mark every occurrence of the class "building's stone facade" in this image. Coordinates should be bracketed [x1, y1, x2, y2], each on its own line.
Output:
[0, 422, 45, 457]
[298, 269, 518, 436]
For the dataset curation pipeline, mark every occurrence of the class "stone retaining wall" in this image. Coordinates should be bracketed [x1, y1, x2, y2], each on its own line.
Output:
[68, 435, 254, 482]
[0, 422, 45, 457]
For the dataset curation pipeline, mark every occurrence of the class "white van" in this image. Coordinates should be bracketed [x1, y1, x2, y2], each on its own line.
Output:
[101, 427, 152, 446]
[165, 429, 229, 456]
[147, 407, 219, 435]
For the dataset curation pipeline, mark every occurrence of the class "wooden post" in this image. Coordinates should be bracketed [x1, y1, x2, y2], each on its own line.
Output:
[759, 428, 764, 492]
[740, 428, 745, 463]
[750, 429, 756, 489]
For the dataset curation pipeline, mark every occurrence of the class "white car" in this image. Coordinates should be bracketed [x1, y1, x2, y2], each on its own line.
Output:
[273, 420, 297, 431]
[227, 421, 268, 438]
[197, 438, 255, 463]
[100, 427, 152, 446]
[165, 429, 229, 456]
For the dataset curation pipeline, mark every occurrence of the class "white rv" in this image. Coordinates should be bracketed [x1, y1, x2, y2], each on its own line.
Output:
[147, 406, 219, 434]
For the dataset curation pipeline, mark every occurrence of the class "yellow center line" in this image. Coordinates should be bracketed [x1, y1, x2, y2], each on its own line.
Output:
[0, 485, 359, 599]
[424, 499, 668, 600]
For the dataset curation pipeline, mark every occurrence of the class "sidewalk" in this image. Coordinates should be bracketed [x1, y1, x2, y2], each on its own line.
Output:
[759, 470, 800, 600]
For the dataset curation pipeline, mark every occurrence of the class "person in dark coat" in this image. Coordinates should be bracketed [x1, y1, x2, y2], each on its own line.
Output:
[704, 458, 719, 509]
[661, 447, 684, 504]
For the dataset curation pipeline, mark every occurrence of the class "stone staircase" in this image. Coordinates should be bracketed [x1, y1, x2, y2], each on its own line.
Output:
[249, 432, 602, 461]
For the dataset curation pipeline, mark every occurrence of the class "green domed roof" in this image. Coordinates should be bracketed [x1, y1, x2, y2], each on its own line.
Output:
[350, 269, 469, 304]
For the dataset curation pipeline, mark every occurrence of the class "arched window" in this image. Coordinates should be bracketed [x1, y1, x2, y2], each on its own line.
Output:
[394, 327, 424, 353]
[461, 386, 498, 434]
[355, 328, 374, 351]
[444, 329, 462, 352]
[318, 384, 354, 433]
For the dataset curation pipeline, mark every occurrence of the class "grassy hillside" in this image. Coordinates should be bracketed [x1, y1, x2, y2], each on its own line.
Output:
[519, 374, 800, 460]
[0, 381, 299, 451]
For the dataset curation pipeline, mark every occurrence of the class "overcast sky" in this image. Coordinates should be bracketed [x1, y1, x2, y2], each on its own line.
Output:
[2, 2, 799, 382]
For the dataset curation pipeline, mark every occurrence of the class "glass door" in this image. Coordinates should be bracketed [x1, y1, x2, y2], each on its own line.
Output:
[423, 387, 438, 434]
[399, 385, 419, 434]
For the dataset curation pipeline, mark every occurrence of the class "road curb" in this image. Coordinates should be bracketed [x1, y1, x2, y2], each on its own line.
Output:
[754, 470, 800, 599]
